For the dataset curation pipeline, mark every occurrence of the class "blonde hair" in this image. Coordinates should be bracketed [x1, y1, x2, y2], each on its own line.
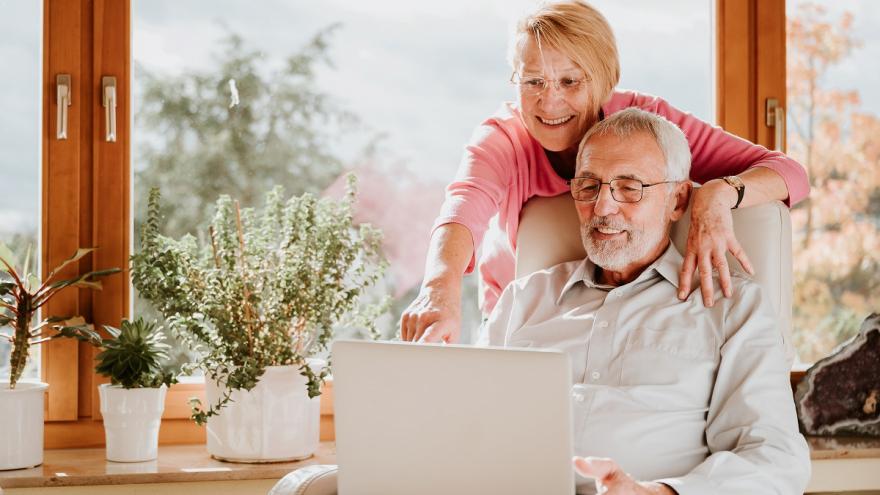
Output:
[509, 0, 620, 116]
[578, 108, 692, 181]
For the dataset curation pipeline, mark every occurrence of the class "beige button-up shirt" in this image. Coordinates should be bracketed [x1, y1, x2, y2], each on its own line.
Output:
[478, 243, 810, 495]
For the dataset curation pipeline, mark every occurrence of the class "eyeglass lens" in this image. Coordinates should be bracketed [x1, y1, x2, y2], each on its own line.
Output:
[570, 178, 644, 203]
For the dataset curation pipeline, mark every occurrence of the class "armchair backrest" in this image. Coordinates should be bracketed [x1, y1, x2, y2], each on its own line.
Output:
[515, 192, 794, 365]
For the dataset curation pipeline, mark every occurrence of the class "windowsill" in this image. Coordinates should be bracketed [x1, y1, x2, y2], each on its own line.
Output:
[2, 437, 879, 491]
[807, 435, 880, 460]
[0, 443, 336, 490]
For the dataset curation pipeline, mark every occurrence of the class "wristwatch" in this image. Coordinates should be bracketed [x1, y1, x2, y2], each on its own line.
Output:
[721, 176, 745, 209]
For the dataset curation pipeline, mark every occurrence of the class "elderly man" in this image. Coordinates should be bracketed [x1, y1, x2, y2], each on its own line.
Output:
[478, 108, 810, 495]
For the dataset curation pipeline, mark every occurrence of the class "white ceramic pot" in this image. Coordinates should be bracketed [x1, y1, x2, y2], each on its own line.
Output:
[205, 361, 324, 463]
[0, 381, 48, 470]
[99, 384, 167, 462]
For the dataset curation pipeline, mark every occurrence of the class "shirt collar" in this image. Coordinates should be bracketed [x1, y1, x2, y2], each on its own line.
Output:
[556, 240, 684, 305]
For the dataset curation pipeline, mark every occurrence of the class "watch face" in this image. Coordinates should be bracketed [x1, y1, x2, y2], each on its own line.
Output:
[725, 176, 745, 189]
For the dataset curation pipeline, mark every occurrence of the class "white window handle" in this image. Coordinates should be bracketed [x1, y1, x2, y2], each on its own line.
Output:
[56, 74, 71, 140]
[102, 76, 117, 143]
[766, 98, 785, 152]
[774, 105, 785, 152]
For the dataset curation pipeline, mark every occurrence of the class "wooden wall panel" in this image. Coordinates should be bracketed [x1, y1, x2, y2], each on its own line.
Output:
[77, 0, 96, 419]
[716, 0, 786, 150]
[756, 0, 787, 151]
[43, 0, 84, 422]
[716, 0, 757, 141]
[89, 0, 131, 421]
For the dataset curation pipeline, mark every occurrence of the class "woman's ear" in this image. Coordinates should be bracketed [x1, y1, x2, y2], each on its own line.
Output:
[669, 181, 692, 222]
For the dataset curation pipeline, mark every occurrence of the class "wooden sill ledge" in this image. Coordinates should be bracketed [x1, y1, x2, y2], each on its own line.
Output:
[0, 443, 336, 490]
[2, 437, 879, 492]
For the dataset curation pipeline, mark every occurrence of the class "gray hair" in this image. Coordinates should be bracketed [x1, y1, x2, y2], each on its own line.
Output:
[577, 108, 691, 181]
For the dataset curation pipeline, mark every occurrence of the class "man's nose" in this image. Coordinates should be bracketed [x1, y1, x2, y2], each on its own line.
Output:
[592, 184, 619, 217]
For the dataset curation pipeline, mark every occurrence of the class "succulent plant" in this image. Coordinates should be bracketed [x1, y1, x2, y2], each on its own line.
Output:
[95, 317, 177, 389]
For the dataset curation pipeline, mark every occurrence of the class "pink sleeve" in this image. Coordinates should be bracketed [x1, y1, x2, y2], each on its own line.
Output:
[432, 122, 516, 273]
[630, 93, 809, 206]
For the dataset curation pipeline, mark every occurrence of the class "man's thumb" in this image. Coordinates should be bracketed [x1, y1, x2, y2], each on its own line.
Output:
[573, 456, 617, 481]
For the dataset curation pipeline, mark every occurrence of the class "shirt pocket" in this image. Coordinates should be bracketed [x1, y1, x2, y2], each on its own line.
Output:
[620, 326, 718, 409]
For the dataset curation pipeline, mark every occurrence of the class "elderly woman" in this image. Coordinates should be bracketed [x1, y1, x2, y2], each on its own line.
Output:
[401, 0, 808, 342]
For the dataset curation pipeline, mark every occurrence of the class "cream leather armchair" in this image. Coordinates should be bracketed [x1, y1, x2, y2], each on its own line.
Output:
[269, 191, 795, 495]
[515, 191, 795, 365]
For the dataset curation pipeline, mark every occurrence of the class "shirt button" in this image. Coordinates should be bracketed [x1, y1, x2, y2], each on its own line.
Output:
[597, 320, 609, 328]
[591, 371, 601, 381]
[573, 392, 585, 402]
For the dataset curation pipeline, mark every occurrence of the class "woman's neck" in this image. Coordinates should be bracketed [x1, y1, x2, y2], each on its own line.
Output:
[546, 147, 578, 180]
[544, 110, 602, 180]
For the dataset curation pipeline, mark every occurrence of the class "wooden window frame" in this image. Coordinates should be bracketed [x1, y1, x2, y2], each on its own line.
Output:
[38, 0, 790, 448]
[41, 0, 205, 448]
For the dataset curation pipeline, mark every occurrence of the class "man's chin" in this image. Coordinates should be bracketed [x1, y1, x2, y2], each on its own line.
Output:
[587, 253, 630, 272]
[586, 236, 627, 254]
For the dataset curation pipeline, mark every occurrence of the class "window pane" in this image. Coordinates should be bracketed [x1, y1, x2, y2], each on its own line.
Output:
[0, 1, 42, 382]
[787, 0, 880, 363]
[132, 1, 714, 350]
[592, 0, 715, 122]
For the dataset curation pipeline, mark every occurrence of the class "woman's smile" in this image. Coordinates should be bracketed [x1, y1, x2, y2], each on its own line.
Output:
[537, 115, 575, 126]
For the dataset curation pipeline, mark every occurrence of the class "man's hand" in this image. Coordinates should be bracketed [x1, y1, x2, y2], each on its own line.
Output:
[573, 457, 676, 495]
[399, 280, 461, 343]
[678, 182, 754, 307]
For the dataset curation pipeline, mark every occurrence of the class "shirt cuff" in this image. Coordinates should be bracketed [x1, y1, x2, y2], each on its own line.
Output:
[654, 474, 715, 495]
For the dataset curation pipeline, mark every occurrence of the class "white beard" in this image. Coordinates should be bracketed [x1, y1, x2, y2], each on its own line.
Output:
[581, 217, 669, 272]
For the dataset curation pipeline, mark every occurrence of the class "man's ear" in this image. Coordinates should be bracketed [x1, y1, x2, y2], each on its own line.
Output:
[669, 181, 692, 222]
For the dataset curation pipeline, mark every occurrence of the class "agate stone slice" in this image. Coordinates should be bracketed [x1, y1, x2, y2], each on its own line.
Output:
[795, 313, 880, 436]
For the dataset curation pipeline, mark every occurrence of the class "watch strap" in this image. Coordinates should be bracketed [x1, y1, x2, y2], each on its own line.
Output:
[723, 176, 745, 209]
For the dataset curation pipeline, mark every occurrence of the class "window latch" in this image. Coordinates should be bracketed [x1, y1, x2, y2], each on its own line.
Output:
[102, 76, 117, 143]
[56, 74, 71, 140]
[766, 98, 785, 152]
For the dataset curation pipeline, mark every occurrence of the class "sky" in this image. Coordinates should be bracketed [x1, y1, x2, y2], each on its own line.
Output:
[1, 0, 878, 237]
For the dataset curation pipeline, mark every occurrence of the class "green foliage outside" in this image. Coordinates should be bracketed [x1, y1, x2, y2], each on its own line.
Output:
[132, 27, 390, 364]
[134, 26, 355, 241]
[131, 183, 387, 425]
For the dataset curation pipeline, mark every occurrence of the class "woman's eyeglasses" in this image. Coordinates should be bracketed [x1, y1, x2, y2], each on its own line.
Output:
[510, 72, 589, 97]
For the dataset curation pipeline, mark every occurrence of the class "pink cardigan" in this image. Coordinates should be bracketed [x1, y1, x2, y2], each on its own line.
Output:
[432, 90, 810, 315]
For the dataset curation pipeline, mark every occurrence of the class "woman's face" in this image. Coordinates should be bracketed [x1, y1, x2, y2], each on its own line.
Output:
[515, 36, 596, 154]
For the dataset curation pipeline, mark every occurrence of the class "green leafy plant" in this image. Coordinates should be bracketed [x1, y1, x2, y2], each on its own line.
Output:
[0, 244, 121, 389]
[95, 317, 178, 389]
[131, 175, 387, 425]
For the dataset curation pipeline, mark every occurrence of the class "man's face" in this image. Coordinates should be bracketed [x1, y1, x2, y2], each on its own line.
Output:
[574, 131, 682, 273]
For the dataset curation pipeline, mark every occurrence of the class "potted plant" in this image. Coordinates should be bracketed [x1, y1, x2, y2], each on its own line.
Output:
[95, 317, 178, 462]
[0, 244, 119, 470]
[131, 177, 387, 462]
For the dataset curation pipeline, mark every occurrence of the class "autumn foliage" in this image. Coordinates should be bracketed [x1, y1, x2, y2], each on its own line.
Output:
[788, 3, 880, 362]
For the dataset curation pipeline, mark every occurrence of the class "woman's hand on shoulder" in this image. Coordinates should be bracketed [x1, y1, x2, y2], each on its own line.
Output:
[400, 280, 462, 343]
[678, 181, 754, 307]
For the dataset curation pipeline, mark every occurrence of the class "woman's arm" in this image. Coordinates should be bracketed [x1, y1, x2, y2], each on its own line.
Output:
[679, 166, 791, 306]
[401, 109, 522, 341]
[625, 91, 809, 206]
[401, 223, 473, 343]
[620, 91, 810, 306]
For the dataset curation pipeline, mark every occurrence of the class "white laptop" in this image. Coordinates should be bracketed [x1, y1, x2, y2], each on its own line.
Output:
[331, 340, 575, 495]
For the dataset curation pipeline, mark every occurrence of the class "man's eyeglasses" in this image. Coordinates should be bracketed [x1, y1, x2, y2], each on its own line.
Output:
[510, 72, 589, 97]
[568, 177, 678, 203]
